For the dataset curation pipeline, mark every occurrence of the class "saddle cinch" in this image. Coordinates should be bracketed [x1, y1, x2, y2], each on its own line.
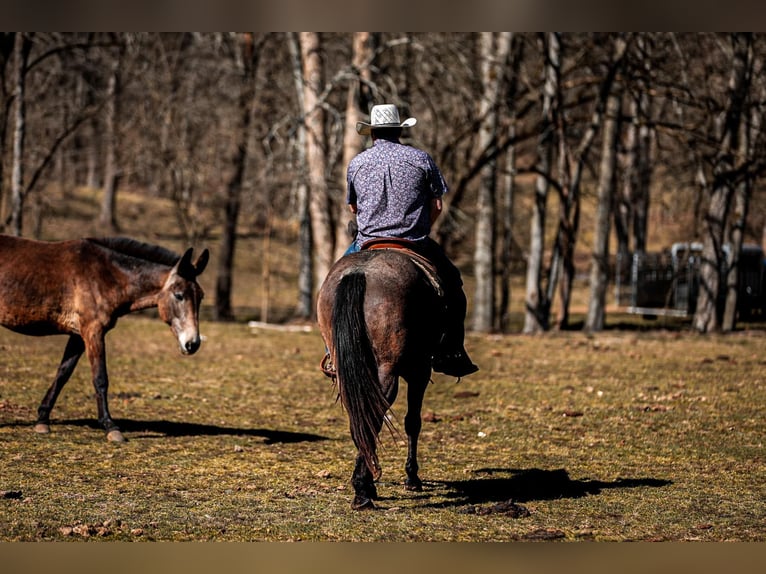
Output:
[360, 238, 445, 298]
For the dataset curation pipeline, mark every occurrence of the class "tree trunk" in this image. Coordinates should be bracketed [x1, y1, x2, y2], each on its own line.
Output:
[633, 93, 653, 255]
[523, 33, 559, 334]
[615, 35, 654, 262]
[498, 35, 521, 333]
[215, 33, 260, 321]
[9, 33, 32, 237]
[551, 34, 628, 330]
[472, 32, 511, 333]
[335, 32, 377, 261]
[99, 37, 124, 232]
[299, 32, 334, 303]
[0, 36, 10, 222]
[585, 83, 622, 332]
[722, 104, 756, 331]
[693, 33, 752, 333]
[288, 33, 314, 319]
[614, 94, 637, 275]
[633, 34, 654, 255]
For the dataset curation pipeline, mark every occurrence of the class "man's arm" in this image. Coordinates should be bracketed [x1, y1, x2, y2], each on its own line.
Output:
[430, 197, 442, 226]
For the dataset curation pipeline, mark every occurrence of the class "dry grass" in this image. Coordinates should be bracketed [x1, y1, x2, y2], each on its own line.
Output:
[1, 318, 764, 541]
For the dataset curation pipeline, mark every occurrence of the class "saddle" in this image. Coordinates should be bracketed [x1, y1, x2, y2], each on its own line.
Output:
[360, 238, 444, 298]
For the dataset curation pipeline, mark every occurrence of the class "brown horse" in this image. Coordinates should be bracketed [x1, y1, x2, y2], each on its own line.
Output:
[317, 247, 445, 510]
[0, 235, 209, 442]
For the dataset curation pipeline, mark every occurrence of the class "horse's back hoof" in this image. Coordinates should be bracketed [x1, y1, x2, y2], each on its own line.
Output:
[405, 480, 423, 492]
[33, 423, 51, 434]
[106, 429, 126, 443]
[352, 496, 376, 510]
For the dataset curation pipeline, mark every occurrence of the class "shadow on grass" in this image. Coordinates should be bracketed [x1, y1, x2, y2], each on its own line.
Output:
[423, 467, 671, 509]
[7, 418, 328, 444]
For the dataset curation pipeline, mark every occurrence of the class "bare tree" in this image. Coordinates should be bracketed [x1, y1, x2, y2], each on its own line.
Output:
[523, 33, 559, 334]
[9, 32, 32, 236]
[472, 32, 511, 333]
[723, 50, 759, 331]
[215, 33, 263, 321]
[335, 32, 377, 261]
[693, 34, 753, 333]
[585, 44, 625, 332]
[2, 34, 106, 236]
[2, 32, 765, 336]
[299, 32, 334, 303]
[498, 35, 523, 333]
[98, 33, 125, 232]
[287, 33, 314, 319]
[615, 34, 656, 286]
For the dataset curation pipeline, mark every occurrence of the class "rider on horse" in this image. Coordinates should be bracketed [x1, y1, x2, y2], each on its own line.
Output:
[340, 103, 478, 379]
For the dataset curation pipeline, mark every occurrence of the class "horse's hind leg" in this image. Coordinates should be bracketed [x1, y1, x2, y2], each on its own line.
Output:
[35, 335, 85, 434]
[350, 368, 398, 510]
[351, 454, 378, 510]
[404, 371, 429, 492]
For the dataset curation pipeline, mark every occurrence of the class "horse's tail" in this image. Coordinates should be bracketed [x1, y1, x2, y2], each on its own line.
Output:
[333, 271, 389, 476]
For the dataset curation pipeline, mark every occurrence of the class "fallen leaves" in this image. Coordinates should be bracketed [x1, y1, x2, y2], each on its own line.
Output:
[523, 528, 566, 541]
[460, 499, 531, 518]
[57, 519, 144, 538]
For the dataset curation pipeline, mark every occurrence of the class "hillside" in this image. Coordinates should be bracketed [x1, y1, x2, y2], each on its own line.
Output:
[21, 181, 766, 330]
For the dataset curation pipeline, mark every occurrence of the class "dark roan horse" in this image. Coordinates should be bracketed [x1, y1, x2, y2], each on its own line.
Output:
[317, 246, 445, 510]
[0, 234, 209, 442]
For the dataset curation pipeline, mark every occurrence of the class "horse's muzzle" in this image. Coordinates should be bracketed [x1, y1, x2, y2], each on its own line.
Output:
[185, 338, 201, 355]
[179, 335, 201, 355]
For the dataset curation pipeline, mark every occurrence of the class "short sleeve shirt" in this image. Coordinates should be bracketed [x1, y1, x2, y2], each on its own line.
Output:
[347, 139, 448, 245]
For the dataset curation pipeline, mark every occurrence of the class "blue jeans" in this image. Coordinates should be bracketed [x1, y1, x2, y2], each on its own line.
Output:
[344, 241, 360, 256]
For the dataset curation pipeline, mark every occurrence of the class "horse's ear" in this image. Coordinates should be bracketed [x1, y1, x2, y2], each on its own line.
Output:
[174, 248, 195, 278]
[194, 249, 210, 276]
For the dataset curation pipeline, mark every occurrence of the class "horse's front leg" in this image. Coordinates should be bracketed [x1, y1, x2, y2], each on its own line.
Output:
[85, 330, 124, 442]
[35, 335, 85, 434]
[404, 371, 429, 492]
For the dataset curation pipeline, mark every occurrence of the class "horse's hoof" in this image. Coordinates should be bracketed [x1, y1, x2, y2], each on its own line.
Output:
[106, 429, 126, 443]
[33, 423, 51, 434]
[352, 496, 376, 510]
[405, 480, 423, 492]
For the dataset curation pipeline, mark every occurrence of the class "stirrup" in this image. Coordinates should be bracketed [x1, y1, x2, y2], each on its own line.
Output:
[432, 351, 479, 378]
[320, 354, 336, 379]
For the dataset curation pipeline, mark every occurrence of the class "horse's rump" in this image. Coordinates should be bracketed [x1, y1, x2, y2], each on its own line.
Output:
[360, 239, 444, 298]
[318, 249, 444, 363]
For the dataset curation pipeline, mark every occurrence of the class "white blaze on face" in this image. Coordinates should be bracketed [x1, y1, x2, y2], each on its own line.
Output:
[174, 315, 200, 355]
[163, 272, 201, 356]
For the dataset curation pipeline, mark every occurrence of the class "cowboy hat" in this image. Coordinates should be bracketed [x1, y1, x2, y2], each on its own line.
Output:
[356, 104, 417, 136]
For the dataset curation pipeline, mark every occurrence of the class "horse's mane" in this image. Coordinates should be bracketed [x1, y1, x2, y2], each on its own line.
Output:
[86, 236, 180, 267]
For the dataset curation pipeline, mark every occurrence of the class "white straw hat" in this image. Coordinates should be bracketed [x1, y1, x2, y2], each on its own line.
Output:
[356, 104, 417, 136]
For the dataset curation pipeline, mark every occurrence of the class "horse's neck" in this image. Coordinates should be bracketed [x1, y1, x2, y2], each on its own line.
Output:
[122, 264, 172, 312]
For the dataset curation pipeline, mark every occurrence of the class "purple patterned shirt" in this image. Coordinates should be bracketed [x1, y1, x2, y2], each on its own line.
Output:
[347, 138, 448, 246]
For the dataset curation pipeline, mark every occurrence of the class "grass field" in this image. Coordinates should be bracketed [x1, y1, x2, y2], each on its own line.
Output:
[1, 314, 764, 541]
[2, 185, 765, 542]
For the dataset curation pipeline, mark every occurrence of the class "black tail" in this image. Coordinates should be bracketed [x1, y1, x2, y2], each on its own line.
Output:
[333, 272, 390, 475]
